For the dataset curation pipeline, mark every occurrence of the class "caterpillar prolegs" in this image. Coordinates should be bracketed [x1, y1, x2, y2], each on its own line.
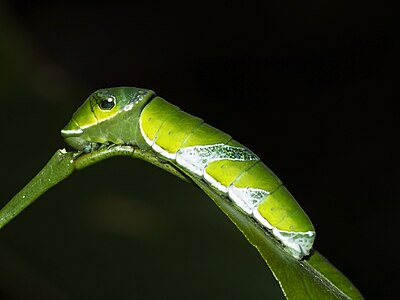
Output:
[61, 87, 315, 259]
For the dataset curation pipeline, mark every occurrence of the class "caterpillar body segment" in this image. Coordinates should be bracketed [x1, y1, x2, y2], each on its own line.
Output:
[61, 87, 315, 259]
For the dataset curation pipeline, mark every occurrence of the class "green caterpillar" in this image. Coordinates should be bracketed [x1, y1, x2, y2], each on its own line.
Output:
[61, 87, 315, 259]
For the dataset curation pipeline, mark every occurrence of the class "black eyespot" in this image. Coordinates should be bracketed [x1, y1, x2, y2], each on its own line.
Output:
[99, 97, 115, 110]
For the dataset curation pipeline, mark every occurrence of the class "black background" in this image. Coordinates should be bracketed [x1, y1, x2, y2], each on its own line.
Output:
[0, 1, 398, 299]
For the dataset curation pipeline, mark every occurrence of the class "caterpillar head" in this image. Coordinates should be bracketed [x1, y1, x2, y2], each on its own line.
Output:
[61, 87, 155, 152]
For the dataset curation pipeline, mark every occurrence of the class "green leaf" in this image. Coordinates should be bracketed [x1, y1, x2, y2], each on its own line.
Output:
[0, 146, 364, 299]
[184, 170, 364, 300]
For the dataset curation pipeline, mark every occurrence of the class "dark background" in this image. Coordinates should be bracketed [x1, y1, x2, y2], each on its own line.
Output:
[0, 1, 398, 299]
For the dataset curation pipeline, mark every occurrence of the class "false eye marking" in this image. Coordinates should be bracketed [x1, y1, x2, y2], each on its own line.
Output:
[91, 91, 116, 111]
[99, 98, 115, 110]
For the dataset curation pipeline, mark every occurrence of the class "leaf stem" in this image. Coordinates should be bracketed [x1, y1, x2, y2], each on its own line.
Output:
[0, 149, 75, 230]
[0, 145, 189, 230]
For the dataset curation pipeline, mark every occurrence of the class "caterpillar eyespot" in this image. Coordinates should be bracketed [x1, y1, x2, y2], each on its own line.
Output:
[61, 87, 316, 259]
[100, 98, 115, 110]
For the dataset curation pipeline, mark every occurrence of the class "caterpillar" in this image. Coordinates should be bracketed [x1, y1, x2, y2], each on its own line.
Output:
[61, 87, 315, 259]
